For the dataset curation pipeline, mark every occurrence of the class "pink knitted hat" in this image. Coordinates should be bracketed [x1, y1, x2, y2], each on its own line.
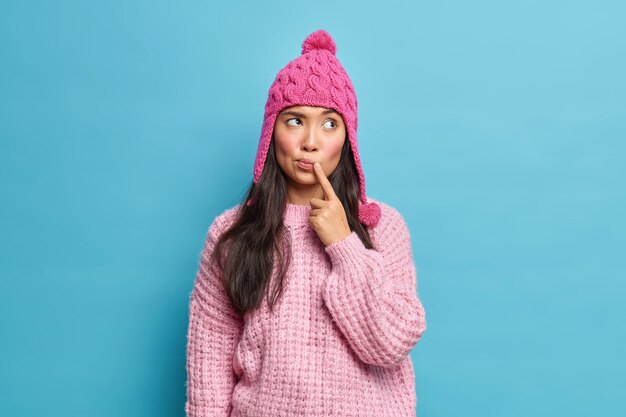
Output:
[251, 29, 381, 227]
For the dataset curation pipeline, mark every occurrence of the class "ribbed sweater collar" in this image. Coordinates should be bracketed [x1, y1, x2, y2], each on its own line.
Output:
[283, 203, 311, 226]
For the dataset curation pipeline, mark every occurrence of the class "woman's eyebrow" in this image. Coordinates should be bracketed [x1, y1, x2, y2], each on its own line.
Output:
[281, 109, 338, 118]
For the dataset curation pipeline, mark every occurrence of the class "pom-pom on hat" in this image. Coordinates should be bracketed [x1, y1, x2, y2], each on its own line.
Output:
[251, 29, 381, 227]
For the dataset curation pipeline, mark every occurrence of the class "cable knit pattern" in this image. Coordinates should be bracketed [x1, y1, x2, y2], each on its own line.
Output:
[185, 198, 427, 417]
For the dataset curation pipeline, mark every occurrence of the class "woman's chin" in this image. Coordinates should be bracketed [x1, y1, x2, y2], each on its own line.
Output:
[288, 173, 317, 186]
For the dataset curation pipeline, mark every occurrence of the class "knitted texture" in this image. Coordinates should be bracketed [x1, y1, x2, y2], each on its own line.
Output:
[185, 199, 427, 417]
[252, 29, 381, 227]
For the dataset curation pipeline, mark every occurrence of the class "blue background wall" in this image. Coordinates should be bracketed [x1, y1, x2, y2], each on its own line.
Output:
[1, 1, 624, 416]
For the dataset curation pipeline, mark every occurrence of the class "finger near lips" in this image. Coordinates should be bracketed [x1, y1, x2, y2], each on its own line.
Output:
[313, 162, 337, 200]
[313, 162, 329, 183]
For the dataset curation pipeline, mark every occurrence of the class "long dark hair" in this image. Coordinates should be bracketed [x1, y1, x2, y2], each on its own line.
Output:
[212, 135, 374, 316]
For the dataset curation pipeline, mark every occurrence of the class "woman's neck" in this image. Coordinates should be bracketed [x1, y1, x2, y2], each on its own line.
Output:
[286, 183, 324, 205]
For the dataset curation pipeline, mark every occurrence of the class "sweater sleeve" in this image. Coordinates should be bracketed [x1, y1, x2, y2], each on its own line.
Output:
[322, 206, 427, 368]
[185, 218, 243, 417]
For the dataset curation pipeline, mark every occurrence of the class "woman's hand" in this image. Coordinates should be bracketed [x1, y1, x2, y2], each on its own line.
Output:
[309, 162, 352, 246]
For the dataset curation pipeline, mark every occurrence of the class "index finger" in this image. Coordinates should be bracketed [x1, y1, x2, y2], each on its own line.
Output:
[313, 162, 338, 200]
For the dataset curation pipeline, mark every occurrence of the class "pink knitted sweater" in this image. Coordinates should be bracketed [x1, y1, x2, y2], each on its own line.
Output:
[185, 199, 427, 416]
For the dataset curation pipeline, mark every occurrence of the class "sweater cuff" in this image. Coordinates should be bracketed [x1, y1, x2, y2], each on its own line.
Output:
[324, 231, 366, 265]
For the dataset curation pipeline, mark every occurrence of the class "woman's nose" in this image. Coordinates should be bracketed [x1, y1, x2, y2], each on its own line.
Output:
[301, 129, 319, 151]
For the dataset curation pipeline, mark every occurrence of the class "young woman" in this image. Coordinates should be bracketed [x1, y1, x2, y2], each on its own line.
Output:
[185, 29, 427, 417]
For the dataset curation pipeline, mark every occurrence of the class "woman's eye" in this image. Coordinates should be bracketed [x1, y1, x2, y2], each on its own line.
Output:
[287, 118, 302, 126]
[324, 120, 336, 128]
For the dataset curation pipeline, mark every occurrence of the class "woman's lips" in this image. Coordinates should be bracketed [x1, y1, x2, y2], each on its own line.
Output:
[296, 160, 314, 170]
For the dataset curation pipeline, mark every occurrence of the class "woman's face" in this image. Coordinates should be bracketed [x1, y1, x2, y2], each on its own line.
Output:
[273, 105, 346, 189]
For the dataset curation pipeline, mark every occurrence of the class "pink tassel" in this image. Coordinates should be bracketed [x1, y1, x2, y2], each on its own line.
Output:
[358, 202, 381, 227]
